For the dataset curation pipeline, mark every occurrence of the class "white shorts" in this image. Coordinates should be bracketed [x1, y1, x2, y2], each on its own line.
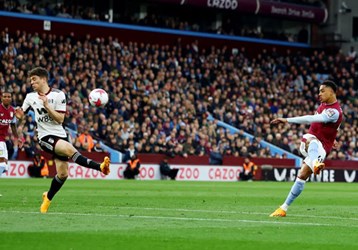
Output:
[0, 141, 8, 175]
[300, 134, 326, 170]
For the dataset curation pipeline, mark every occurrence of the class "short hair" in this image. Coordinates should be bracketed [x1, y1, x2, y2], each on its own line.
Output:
[1, 89, 12, 95]
[321, 80, 337, 93]
[28, 67, 49, 79]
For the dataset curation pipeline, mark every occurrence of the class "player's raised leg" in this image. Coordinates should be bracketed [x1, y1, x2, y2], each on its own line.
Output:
[100, 156, 111, 175]
[53, 139, 111, 175]
[306, 140, 325, 175]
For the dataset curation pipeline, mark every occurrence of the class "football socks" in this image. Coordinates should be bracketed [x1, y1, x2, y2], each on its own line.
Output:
[71, 152, 100, 171]
[47, 175, 67, 200]
[282, 177, 306, 210]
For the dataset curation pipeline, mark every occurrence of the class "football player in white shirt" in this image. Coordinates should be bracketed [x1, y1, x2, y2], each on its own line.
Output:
[15, 67, 110, 213]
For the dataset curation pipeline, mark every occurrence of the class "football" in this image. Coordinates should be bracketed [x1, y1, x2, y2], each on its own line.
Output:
[88, 88, 109, 107]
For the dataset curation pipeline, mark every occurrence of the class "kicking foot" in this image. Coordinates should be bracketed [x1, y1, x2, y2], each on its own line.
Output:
[100, 156, 111, 175]
[313, 160, 325, 175]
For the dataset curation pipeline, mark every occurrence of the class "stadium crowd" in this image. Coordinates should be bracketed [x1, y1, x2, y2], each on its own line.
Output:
[0, 1, 308, 43]
[0, 1, 102, 20]
[0, 27, 357, 162]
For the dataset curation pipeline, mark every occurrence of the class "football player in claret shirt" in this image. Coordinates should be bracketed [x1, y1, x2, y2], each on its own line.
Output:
[0, 91, 23, 181]
[15, 67, 111, 213]
[269, 80, 343, 217]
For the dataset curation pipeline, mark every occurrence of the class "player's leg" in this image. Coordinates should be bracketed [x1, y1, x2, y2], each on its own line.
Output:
[0, 142, 9, 197]
[55, 138, 110, 175]
[270, 138, 326, 217]
[41, 159, 68, 213]
[270, 164, 311, 217]
[47, 158, 68, 200]
[304, 139, 326, 175]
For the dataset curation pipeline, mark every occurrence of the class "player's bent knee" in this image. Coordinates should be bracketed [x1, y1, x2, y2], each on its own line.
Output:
[57, 173, 68, 180]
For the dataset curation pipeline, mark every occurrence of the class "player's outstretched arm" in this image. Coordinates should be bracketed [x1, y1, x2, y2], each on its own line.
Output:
[270, 118, 288, 125]
[272, 112, 335, 126]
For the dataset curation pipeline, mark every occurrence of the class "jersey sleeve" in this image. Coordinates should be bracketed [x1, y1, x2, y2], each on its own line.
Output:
[287, 114, 324, 124]
[286, 108, 339, 124]
[21, 95, 31, 112]
[321, 108, 339, 123]
[55, 91, 67, 113]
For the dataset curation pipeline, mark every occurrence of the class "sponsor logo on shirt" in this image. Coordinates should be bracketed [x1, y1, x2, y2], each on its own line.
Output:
[325, 108, 335, 117]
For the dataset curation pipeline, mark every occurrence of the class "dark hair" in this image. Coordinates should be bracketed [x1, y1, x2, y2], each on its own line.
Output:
[321, 80, 337, 93]
[1, 89, 12, 95]
[28, 67, 49, 79]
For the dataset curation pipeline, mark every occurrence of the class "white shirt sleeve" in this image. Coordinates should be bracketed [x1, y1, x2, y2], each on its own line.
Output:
[21, 95, 31, 112]
[287, 108, 339, 124]
[55, 91, 67, 112]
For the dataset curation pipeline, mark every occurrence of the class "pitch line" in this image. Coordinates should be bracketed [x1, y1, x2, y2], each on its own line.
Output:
[101, 206, 358, 221]
[1, 210, 358, 228]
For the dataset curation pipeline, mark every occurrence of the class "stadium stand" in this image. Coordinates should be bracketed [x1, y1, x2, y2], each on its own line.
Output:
[0, 0, 357, 165]
[0, 21, 356, 164]
[0, 0, 325, 44]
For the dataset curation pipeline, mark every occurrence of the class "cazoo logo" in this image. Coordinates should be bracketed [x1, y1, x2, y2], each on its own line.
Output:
[272, 168, 357, 183]
[207, 0, 238, 10]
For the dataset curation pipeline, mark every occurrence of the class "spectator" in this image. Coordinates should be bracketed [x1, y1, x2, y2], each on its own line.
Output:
[297, 26, 309, 43]
[239, 157, 257, 181]
[24, 114, 36, 137]
[23, 135, 40, 158]
[93, 141, 104, 152]
[347, 46, 357, 63]
[77, 126, 95, 152]
[122, 139, 137, 163]
[209, 144, 223, 165]
[123, 154, 140, 179]
[28, 152, 49, 178]
[159, 157, 179, 180]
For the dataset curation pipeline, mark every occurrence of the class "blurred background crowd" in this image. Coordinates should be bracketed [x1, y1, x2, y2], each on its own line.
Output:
[1, 26, 357, 162]
[0, 0, 315, 43]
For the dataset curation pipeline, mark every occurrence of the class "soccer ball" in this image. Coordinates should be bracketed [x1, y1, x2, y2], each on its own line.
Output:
[88, 88, 109, 107]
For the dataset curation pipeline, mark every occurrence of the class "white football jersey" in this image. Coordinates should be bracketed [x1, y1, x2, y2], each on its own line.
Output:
[22, 89, 67, 139]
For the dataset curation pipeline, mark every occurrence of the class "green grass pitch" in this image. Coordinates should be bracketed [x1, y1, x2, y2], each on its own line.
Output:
[1, 179, 357, 250]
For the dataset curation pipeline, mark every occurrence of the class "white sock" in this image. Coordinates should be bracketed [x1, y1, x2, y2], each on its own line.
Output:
[280, 204, 289, 211]
[281, 178, 306, 211]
